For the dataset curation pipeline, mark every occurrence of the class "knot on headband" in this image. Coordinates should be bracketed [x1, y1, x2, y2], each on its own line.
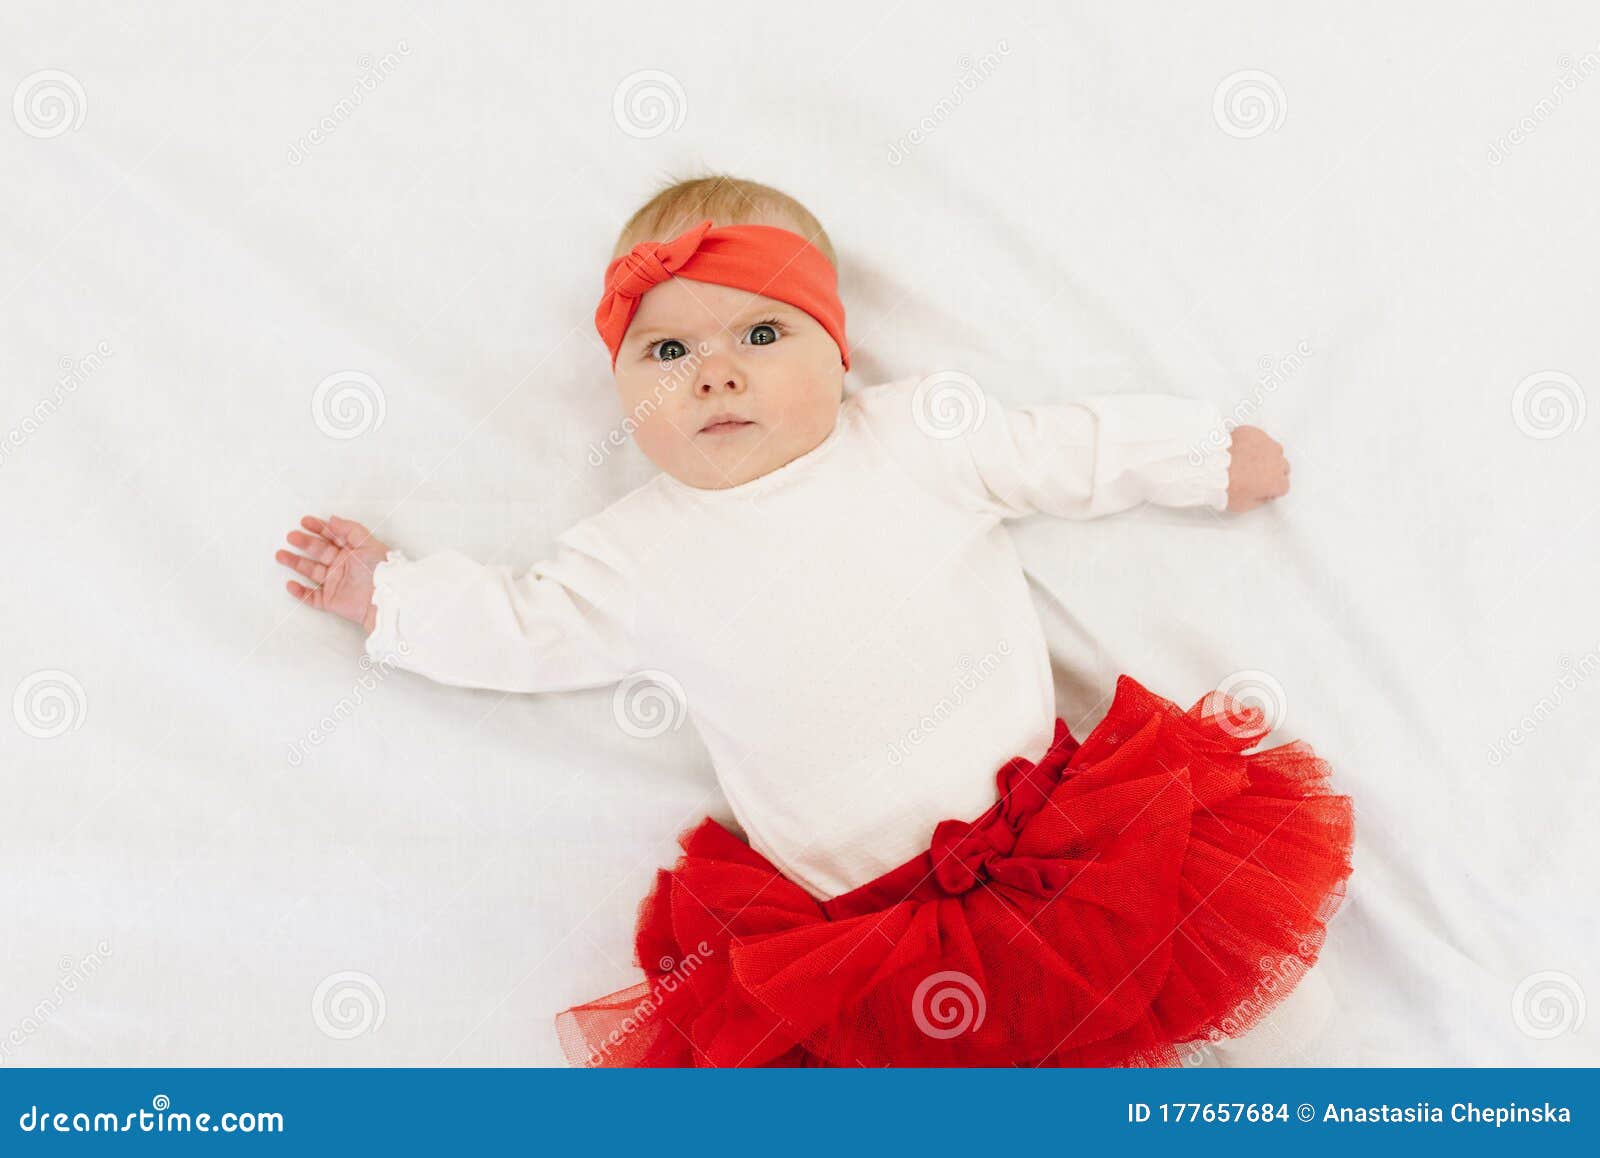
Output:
[595, 218, 849, 371]
[608, 219, 713, 301]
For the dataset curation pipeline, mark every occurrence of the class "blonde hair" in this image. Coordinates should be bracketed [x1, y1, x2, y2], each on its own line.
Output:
[612, 173, 837, 267]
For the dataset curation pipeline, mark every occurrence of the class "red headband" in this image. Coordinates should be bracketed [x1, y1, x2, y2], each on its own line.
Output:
[595, 218, 849, 370]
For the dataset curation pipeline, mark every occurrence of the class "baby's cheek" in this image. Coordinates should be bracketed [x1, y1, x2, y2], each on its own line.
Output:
[632, 409, 693, 466]
[785, 370, 844, 429]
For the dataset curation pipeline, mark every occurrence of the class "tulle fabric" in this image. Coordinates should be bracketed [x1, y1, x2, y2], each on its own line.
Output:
[555, 674, 1355, 1068]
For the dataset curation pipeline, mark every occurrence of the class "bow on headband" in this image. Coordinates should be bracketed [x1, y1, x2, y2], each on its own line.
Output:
[594, 218, 849, 370]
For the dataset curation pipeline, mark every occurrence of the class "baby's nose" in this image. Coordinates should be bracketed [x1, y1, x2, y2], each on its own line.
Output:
[697, 375, 743, 394]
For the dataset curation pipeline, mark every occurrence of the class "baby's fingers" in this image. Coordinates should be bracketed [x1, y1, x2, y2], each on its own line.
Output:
[300, 514, 335, 541]
[285, 529, 337, 564]
[284, 578, 324, 608]
[324, 514, 373, 550]
[275, 548, 328, 585]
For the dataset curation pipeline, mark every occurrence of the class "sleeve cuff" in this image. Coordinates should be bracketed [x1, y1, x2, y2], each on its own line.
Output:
[363, 547, 412, 663]
[1190, 405, 1233, 511]
[1098, 394, 1234, 512]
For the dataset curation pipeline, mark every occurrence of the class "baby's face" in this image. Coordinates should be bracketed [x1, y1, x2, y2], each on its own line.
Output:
[612, 277, 845, 490]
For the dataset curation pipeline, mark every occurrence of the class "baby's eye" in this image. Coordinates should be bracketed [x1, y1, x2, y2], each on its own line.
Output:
[651, 338, 689, 363]
[745, 322, 781, 346]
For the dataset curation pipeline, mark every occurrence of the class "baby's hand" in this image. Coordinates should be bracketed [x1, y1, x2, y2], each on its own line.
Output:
[1225, 426, 1290, 513]
[275, 514, 390, 634]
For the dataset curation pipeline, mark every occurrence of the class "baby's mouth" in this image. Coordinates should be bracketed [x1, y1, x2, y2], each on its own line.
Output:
[699, 418, 755, 435]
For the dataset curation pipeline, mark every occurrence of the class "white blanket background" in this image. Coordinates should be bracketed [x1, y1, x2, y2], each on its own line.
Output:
[3, 1, 1596, 1065]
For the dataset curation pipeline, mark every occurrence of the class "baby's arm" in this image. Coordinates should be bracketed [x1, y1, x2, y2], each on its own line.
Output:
[275, 514, 635, 693]
[863, 379, 1284, 520]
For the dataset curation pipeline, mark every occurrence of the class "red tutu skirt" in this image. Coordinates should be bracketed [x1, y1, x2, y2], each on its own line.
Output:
[555, 674, 1355, 1068]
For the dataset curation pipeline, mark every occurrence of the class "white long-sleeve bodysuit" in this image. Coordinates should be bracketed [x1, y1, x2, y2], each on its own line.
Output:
[364, 376, 1233, 901]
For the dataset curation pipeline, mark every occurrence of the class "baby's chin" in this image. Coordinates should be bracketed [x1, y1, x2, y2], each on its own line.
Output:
[645, 430, 788, 490]
[668, 449, 780, 490]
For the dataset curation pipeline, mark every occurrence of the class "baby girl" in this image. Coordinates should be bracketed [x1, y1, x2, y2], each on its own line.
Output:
[274, 175, 1354, 1068]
